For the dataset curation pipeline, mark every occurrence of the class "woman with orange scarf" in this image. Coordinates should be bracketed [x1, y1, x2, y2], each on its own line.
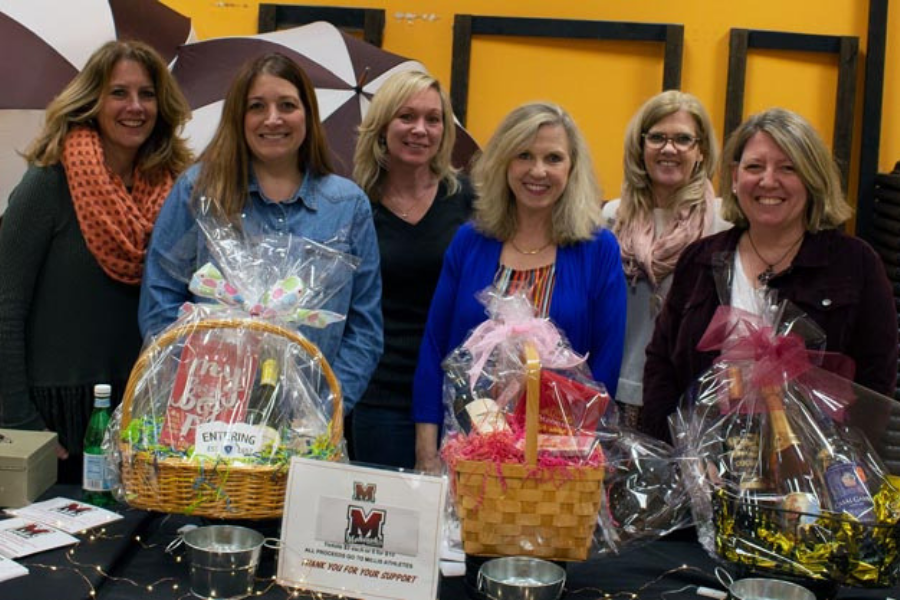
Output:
[0, 40, 192, 483]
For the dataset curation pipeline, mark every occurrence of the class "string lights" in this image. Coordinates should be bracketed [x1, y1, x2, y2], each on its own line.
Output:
[567, 564, 719, 599]
[19, 525, 725, 599]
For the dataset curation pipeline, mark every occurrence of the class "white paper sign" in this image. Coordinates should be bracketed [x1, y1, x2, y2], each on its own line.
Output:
[0, 518, 79, 559]
[6, 497, 123, 534]
[0, 555, 28, 583]
[277, 458, 446, 600]
[193, 422, 279, 460]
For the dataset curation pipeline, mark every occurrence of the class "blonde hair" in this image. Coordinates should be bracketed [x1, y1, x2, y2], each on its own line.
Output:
[472, 102, 602, 244]
[195, 53, 333, 220]
[25, 40, 192, 177]
[353, 70, 459, 203]
[616, 90, 718, 230]
[720, 107, 852, 230]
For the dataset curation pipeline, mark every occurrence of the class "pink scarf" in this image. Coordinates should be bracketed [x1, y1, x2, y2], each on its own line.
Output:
[617, 180, 716, 287]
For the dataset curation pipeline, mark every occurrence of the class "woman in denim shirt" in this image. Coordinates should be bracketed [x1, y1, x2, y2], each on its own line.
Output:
[139, 53, 383, 414]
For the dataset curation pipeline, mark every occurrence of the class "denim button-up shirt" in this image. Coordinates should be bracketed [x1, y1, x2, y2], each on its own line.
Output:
[138, 164, 383, 412]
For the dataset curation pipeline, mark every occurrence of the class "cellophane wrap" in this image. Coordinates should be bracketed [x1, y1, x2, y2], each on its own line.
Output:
[672, 299, 900, 587]
[439, 290, 687, 560]
[596, 427, 691, 556]
[106, 206, 358, 512]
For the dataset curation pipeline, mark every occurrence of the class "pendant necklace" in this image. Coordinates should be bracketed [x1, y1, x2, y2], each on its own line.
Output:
[746, 231, 804, 286]
[510, 239, 551, 255]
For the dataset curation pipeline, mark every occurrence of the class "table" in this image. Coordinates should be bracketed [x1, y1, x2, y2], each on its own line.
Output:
[0, 485, 153, 600]
[3, 486, 899, 600]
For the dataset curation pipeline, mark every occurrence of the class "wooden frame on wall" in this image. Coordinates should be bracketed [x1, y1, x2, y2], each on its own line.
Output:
[450, 15, 685, 126]
[724, 28, 859, 191]
[257, 3, 386, 47]
[856, 0, 889, 242]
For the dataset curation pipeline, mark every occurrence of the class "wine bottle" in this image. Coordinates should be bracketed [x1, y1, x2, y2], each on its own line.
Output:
[762, 384, 824, 529]
[83, 384, 115, 507]
[815, 423, 876, 523]
[445, 363, 507, 434]
[722, 367, 767, 492]
[441, 361, 477, 434]
[246, 358, 279, 426]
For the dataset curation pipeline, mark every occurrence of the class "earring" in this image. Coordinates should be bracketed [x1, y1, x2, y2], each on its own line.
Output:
[378, 135, 387, 148]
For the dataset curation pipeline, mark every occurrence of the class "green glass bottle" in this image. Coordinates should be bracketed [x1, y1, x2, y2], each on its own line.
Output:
[82, 384, 115, 507]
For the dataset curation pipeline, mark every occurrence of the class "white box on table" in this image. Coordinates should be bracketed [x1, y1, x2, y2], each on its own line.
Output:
[0, 429, 58, 508]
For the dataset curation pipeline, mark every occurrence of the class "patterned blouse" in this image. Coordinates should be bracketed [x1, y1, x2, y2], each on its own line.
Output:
[493, 263, 557, 317]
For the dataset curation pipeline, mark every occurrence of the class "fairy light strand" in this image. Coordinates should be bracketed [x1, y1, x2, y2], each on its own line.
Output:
[21, 526, 724, 600]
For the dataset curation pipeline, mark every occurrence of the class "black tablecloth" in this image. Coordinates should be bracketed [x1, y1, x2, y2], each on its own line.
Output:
[0, 485, 153, 600]
[2, 486, 900, 600]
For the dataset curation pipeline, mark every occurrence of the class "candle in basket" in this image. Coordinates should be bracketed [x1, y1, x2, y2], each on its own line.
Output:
[762, 385, 825, 529]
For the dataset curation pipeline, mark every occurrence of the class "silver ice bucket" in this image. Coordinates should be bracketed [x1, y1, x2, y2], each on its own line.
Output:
[478, 556, 566, 600]
[182, 525, 264, 600]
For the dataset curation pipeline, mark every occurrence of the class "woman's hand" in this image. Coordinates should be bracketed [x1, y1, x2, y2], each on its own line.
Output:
[55, 442, 69, 460]
[414, 423, 442, 475]
[415, 454, 443, 475]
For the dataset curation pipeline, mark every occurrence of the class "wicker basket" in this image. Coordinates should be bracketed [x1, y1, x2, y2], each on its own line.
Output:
[451, 343, 604, 561]
[119, 318, 343, 520]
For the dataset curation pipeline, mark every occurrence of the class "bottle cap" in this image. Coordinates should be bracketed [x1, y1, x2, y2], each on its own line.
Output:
[94, 384, 111, 397]
[260, 359, 279, 386]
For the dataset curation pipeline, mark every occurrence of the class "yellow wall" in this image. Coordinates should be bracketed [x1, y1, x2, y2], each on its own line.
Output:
[163, 0, 900, 205]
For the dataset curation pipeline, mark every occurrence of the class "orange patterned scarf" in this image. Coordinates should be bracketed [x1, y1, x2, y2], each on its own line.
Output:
[61, 127, 173, 285]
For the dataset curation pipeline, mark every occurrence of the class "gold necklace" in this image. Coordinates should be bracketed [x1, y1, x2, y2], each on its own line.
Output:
[510, 239, 552, 255]
[746, 230, 804, 285]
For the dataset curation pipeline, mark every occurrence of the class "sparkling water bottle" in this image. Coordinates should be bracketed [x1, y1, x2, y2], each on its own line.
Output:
[83, 384, 115, 507]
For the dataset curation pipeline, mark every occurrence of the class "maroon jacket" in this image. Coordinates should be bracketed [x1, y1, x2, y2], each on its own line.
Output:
[640, 227, 898, 442]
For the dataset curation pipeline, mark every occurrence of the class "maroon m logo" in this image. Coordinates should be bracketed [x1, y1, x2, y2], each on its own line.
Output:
[345, 505, 386, 545]
[353, 482, 376, 503]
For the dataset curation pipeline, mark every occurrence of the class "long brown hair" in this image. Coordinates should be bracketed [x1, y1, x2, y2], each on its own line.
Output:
[195, 53, 333, 219]
[25, 39, 192, 177]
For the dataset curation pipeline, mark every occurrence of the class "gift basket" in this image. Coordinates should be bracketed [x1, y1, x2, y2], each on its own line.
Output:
[673, 301, 900, 588]
[439, 292, 609, 561]
[111, 210, 356, 519]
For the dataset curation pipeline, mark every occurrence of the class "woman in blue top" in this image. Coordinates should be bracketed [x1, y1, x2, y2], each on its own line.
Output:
[138, 53, 383, 414]
[412, 101, 627, 474]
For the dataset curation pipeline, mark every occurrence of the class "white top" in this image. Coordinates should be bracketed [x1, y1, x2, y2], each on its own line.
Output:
[730, 250, 766, 315]
[602, 197, 732, 406]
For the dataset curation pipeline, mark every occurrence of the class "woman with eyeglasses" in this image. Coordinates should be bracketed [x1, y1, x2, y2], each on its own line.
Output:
[602, 91, 730, 426]
[640, 108, 896, 442]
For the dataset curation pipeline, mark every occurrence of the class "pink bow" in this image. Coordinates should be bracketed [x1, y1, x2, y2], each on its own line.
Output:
[697, 306, 855, 420]
[463, 317, 585, 392]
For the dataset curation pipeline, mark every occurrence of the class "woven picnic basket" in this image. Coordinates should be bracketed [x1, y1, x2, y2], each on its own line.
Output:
[118, 318, 343, 520]
[451, 343, 605, 561]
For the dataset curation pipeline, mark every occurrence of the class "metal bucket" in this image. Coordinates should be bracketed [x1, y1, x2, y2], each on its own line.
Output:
[182, 525, 264, 600]
[728, 577, 816, 600]
[478, 556, 566, 600]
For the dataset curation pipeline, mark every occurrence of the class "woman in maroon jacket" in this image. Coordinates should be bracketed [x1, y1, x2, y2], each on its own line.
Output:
[640, 108, 897, 442]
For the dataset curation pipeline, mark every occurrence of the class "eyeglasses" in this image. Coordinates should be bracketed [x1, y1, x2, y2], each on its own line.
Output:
[642, 132, 700, 151]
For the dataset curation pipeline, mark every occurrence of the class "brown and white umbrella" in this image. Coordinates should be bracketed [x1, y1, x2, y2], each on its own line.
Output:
[172, 21, 478, 178]
[0, 0, 194, 214]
